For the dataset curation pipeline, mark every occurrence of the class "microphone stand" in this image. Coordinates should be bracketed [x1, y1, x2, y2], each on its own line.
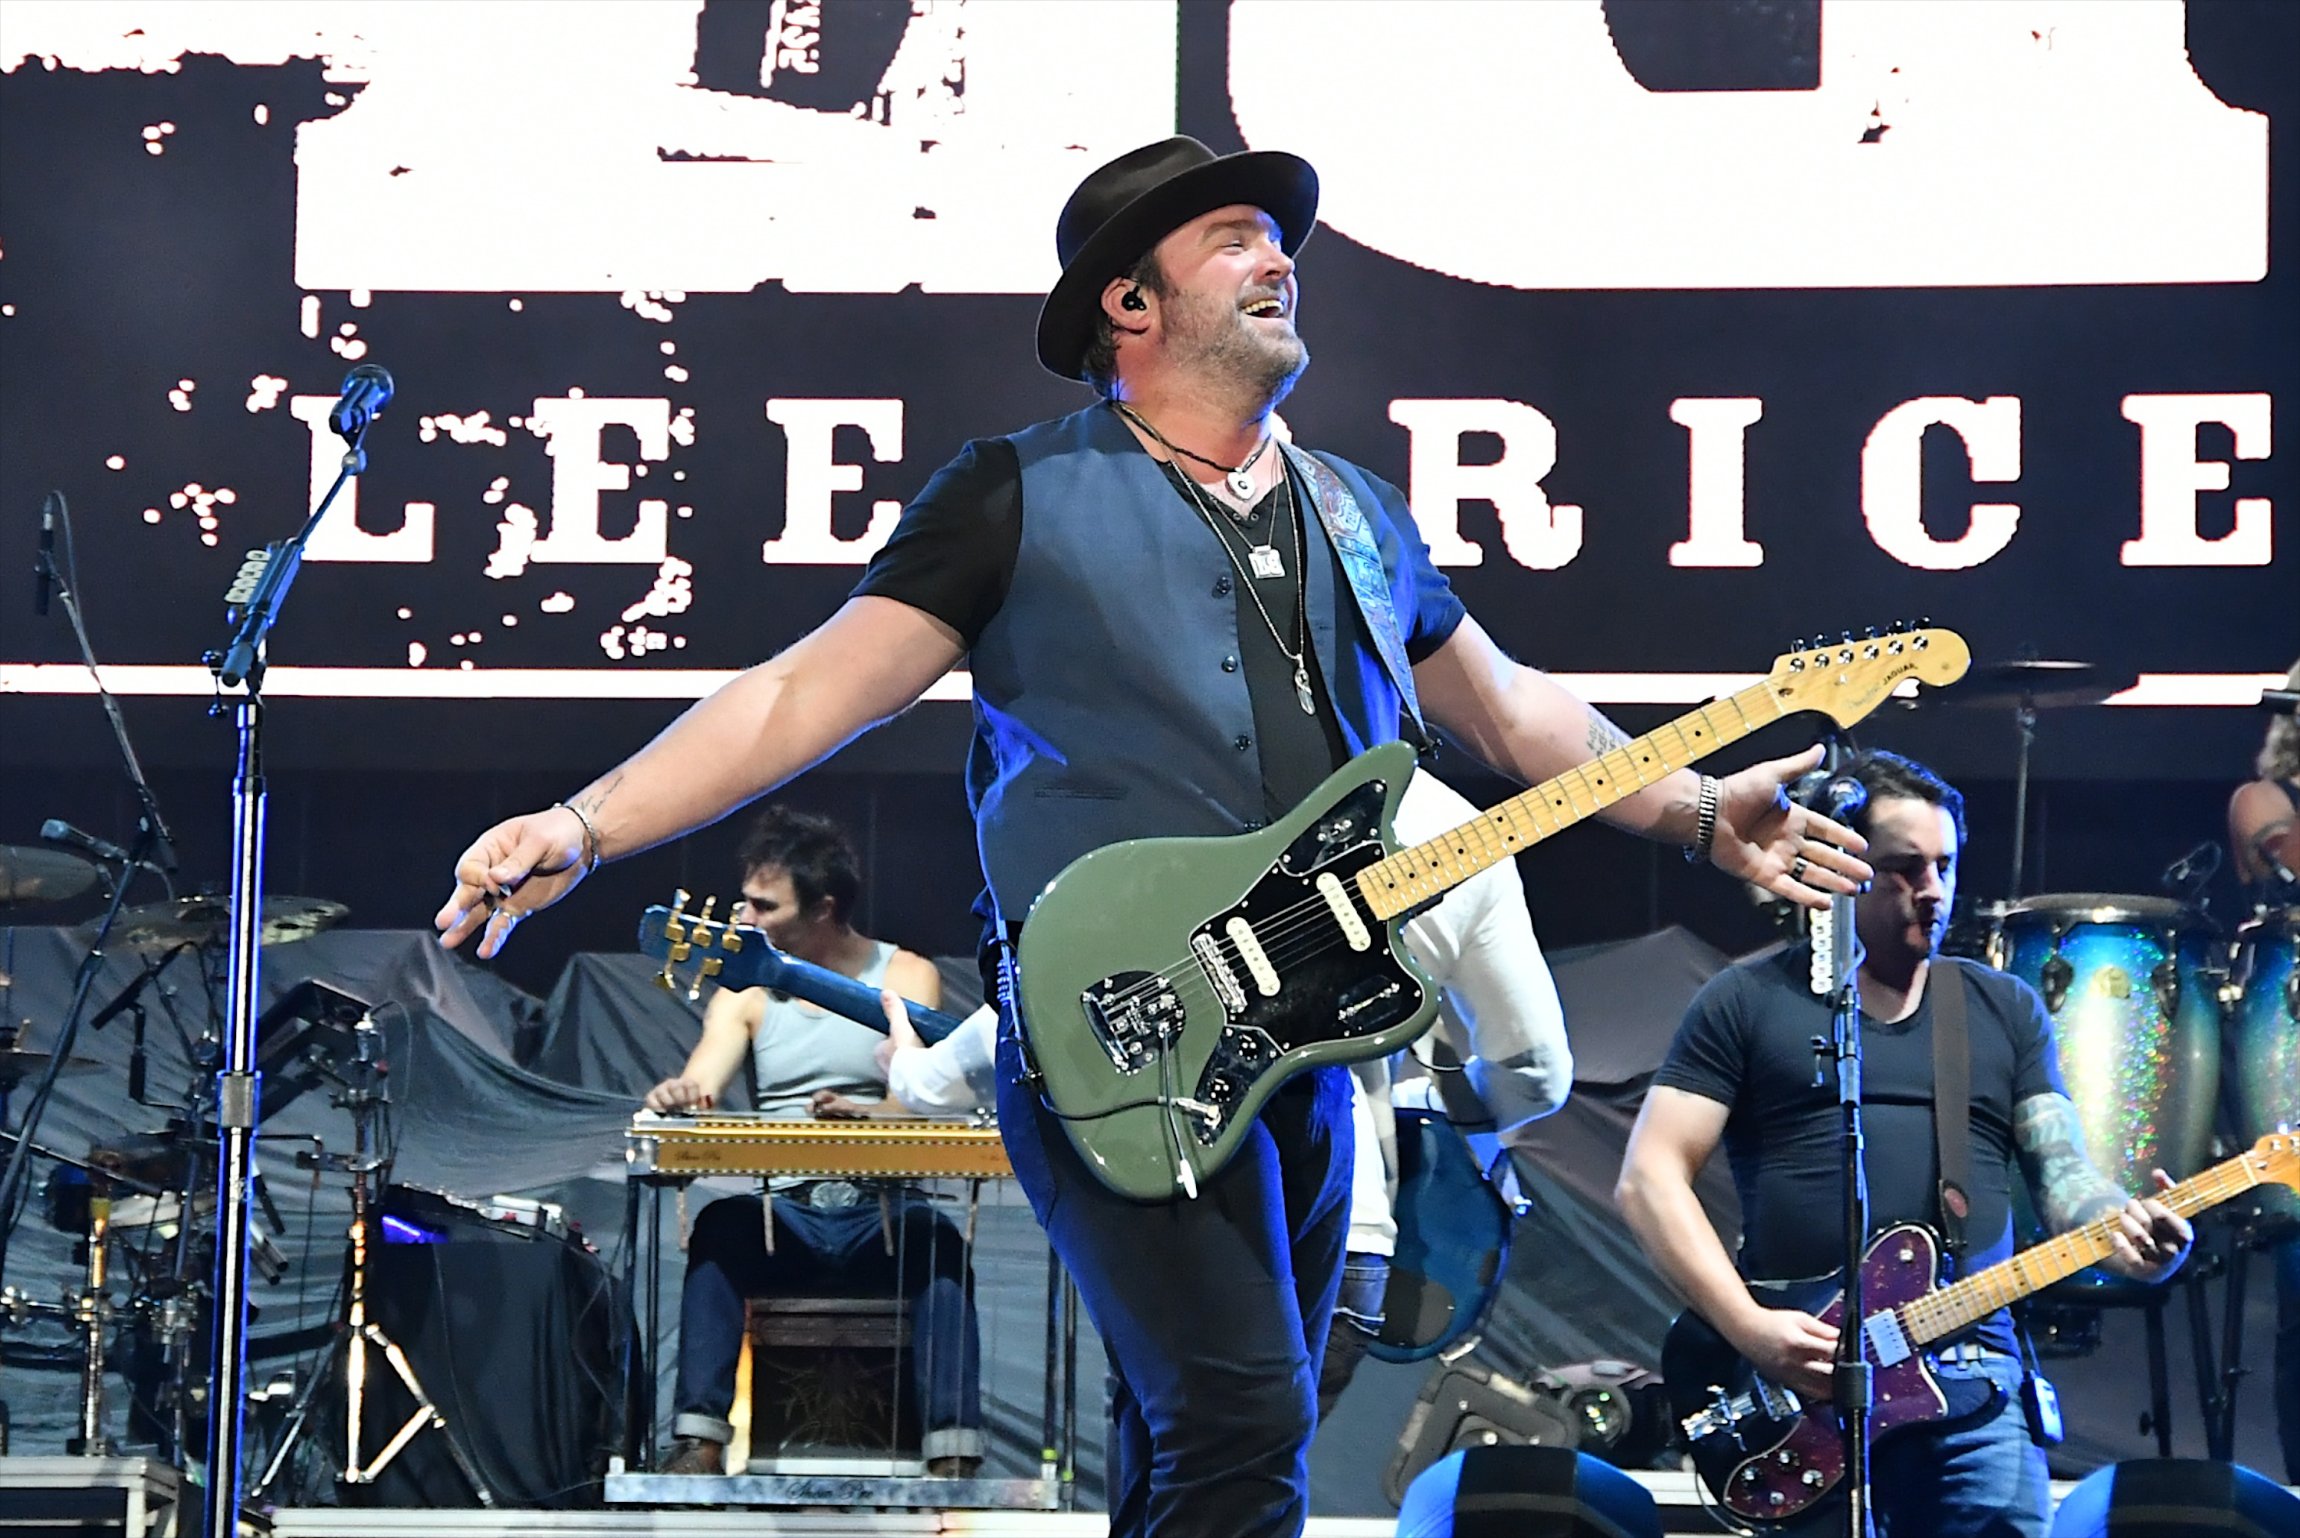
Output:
[0, 498, 179, 1291]
[200, 417, 371, 1538]
[1807, 738, 1872, 1538]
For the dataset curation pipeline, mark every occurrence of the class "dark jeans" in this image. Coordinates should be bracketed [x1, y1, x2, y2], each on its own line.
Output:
[1316, 1253, 1391, 1419]
[670, 1188, 983, 1460]
[1778, 1355, 2049, 1538]
[994, 1025, 1352, 1538]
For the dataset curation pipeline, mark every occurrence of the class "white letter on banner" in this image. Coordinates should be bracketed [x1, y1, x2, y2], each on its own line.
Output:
[761, 399, 905, 564]
[1861, 396, 2022, 571]
[1669, 397, 1766, 567]
[2118, 393, 2272, 567]
[290, 394, 434, 562]
[1388, 399, 1582, 570]
[527, 397, 670, 564]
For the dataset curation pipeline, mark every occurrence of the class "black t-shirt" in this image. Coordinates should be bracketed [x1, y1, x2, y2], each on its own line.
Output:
[1654, 948, 2066, 1346]
[851, 431, 1461, 821]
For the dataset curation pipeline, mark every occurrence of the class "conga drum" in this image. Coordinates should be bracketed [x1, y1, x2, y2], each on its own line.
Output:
[1987, 894, 2223, 1289]
[2230, 908, 2300, 1220]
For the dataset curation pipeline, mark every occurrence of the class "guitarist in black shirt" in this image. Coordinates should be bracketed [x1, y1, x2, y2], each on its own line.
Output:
[1617, 750, 2192, 1536]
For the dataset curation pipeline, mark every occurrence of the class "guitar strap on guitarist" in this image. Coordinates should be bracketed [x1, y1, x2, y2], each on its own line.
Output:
[1930, 958, 2063, 1446]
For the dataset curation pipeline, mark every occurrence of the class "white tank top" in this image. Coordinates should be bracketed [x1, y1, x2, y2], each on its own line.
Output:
[748, 938, 898, 1117]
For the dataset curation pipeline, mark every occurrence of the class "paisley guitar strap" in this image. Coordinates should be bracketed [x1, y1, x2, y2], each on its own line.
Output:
[1932, 959, 1973, 1264]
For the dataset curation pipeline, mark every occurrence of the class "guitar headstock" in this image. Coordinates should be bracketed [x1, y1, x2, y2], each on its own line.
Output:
[1762, 622, 1971, 725]
[2248, 1130, 2300, 1193]
[636, 889, 791, 1002]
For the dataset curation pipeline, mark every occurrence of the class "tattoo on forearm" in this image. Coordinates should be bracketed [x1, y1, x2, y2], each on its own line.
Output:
[570, 771, 623, 818]
[2014, 1093, 2127, 1232]
[1584, 707, 1630, 759]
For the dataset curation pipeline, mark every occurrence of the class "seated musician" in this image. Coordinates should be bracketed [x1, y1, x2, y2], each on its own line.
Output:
[1617, 750, 2190, 1537]
[645, 805, 984, 1476]
[876, 770, 1576, 1418]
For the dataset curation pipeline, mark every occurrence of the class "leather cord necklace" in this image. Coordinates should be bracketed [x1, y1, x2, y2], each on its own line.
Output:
[1112, 400, 1272, 502]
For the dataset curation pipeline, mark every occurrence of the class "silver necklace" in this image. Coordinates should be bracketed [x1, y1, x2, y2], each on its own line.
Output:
[1113, 401, 1272, 502]
[1164, 462, 1316, 716]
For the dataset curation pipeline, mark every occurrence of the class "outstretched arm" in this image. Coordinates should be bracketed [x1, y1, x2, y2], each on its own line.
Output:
[436, 596, 965, 957]
[1412, 617, 1871, 910]
[2014, 1091, 2191, 1282]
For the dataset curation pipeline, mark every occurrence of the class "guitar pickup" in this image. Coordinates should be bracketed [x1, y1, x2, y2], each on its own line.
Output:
[1862, 1308, 1912, 1368]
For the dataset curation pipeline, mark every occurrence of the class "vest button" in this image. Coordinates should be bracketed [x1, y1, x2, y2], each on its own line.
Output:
[1234, 734, 1252, 752]
[1214, 575, 1232, 596]
[1221, 655, 1239, 673]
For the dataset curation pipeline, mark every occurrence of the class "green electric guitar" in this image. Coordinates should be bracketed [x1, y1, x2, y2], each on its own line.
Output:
[1016, 625, 1972, 1201]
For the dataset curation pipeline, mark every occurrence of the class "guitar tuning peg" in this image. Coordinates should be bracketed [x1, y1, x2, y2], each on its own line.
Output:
[694, 896, 718, 946]
[1862, 625, 1878, 639]
[665, 887, 691, 943]
[1838, 630, 1854, 645]
[652, 965, 676, 993]
[1791, 636, 1807, 652]
[1916, 615, 1932, 629]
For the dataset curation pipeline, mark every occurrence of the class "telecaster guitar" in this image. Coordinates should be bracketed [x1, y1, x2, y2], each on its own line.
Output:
[1664, 1133, 2300, 1529]
[636, 893, 969, 1045]
[1017, 624, 1973, 1201]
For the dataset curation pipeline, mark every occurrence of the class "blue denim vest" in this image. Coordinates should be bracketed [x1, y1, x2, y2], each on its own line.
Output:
[968, 404, 1428, 918]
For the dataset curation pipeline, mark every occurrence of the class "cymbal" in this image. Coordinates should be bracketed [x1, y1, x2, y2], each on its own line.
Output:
[1922, 658, 2135, 712]
[83, 894, 349, 955]
[0, 1046, 102, 1089]
[0, 845, 100, 907]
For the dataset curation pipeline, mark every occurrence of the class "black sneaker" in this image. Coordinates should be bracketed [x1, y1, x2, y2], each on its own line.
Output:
[661, 1437, 724, 1475]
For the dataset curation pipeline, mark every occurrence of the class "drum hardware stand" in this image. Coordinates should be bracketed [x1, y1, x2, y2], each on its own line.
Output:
[249, 1014, 495, 1508]
[201, 367, 390, 1538]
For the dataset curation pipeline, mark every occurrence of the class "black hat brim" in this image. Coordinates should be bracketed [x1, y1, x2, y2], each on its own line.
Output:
[1035, 149, 1319, 382]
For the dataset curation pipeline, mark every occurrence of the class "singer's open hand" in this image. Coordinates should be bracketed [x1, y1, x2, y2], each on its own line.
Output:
[1709, 746, 1872, 911]
[434, 806, 591, 958]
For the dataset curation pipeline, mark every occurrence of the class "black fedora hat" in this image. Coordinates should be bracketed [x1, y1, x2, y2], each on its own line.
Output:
[1036, 136, 1319, 382]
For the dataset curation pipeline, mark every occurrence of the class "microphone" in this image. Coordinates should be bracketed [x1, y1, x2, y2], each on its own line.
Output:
[327, 363, 394, 441]
[1794, 769, 1869, 821]
[2258, 689, 2300, 716]
[38, 818, 165, 876]
[34, 490, 60, 617]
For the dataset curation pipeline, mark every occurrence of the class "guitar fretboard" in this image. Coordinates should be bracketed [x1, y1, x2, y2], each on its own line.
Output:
[1898, 1150, 2266, 1344]
[1354, 686, 1787, 921]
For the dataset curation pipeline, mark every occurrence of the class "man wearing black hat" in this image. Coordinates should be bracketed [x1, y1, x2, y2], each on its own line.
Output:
[438, 136, 1869, 1535]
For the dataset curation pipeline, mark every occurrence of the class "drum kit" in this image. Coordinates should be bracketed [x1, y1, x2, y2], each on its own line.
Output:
[1924, 660, 2297, 1443]
[0, 844, 345, 1461]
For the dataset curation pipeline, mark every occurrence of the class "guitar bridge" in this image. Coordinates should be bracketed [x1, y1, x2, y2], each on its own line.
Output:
[1079, 972, 1186, 1075]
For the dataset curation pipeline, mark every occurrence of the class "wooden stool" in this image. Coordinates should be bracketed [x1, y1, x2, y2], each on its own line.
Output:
[727, 1296, 919, 1472]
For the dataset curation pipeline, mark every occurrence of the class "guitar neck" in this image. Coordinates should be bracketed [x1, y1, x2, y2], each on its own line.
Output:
[767, 957, 971, 1047]
[1355, 682, 1787, 921]
[1900, 1151, 2266, 1345]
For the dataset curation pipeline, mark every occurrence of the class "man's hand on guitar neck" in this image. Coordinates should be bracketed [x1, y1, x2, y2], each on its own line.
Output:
[1730, 1306, 1839, 1404]
[2100, 1169, 2193, 1284]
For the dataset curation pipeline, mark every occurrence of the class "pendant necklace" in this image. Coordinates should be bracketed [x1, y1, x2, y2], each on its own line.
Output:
[1163, 461, 1316, 716]
[1112, 400, 1272, 502]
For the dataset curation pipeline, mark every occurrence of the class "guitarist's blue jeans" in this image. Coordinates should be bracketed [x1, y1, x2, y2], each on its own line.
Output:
[995, 1028, 1353, 1537]
[1779, 1353, 2049, 1538]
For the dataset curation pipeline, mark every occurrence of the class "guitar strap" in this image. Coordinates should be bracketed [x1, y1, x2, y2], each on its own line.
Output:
[1931, 958, 1973, 1265]
[1280, 442, 1435, 752]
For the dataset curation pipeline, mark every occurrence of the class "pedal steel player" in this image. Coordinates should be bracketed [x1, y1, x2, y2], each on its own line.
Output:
[439, 136, 1870, 1536]
[1618, 751, 2191, 1536]
[640, 805, 982, 1477]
